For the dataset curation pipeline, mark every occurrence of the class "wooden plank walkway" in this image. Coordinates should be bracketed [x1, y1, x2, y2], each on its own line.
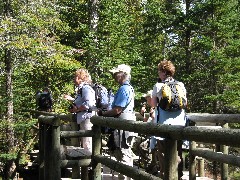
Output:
[61, 167, 214, 180]
[30, 149, 213, 180]
[100, 166, 214, 180]
[61, 160, 214, 180]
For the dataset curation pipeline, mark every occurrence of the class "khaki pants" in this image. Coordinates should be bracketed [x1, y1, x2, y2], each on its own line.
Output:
[79, 118, 93, 152]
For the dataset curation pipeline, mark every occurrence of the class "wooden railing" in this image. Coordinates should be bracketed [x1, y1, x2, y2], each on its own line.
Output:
[31, 110, 240, 180]
[186, 113, 240, 180]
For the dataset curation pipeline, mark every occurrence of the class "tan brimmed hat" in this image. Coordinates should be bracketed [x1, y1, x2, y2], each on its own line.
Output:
[109, 64, 131, 75]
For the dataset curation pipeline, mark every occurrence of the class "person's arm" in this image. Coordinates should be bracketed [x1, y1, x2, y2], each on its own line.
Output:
[151, 96, 158, 107]
[149, 107, 155, 119]
[69, 104, 88, 113]
[151, 82, 163, 107]
[140, 103, 146, 116]
[63, 94, 75, 101]
[98, 106, 122, 117]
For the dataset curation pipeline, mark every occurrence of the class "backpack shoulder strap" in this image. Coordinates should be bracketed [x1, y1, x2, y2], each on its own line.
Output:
[77, 83, 92, 96]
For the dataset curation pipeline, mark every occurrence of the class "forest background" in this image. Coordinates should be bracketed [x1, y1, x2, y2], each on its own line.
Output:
[0, 0, 239, 179]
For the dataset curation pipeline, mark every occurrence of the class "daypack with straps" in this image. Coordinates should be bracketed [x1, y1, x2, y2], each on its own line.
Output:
[91, 83, 108, 109]
[77, 83, 114, 111]
[158, 80, 187, 111]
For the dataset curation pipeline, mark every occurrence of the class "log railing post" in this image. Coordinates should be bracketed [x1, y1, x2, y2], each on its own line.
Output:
[39, 122, 44, 180]
[221, 123, 228, 180]
[197, 157, 204, 177]
[44, 124, 51, 180]
[92, 124, 102, 180]
[189, 141, 196, 180]
[197, 144, 204, 177]
[164, 138, 178, 180]
[49, 117, 61, 180]
[214, 123, 221, 180]
[70, 114, 80, 146]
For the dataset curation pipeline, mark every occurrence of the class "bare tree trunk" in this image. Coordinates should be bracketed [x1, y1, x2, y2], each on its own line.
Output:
[88, 0, 100, 78]
[211, 3, 220, 113]
[185, 0, 192, 75]
[3, 0, 16, 178]
[3, 48, 16, 180]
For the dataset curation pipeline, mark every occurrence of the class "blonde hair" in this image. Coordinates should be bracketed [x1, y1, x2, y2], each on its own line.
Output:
[158, 60, 175, 77]
[75, 68, 92, 83]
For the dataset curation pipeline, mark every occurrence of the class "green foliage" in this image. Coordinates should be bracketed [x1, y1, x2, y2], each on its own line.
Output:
[0, 0, 82, 115]
[0, 1, 80, 177]
[0, 1, 239, 111]
[0, 117, 37, 167]
[1, 0, 236, 114]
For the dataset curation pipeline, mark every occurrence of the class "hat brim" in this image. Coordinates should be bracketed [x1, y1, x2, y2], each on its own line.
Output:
[142, 94, 151, 98]
[109, 69, 130, 74]
[109, 69, 119, 74]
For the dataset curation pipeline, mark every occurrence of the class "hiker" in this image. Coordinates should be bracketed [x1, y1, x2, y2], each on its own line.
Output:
[64, 68, 96, 152]
[97, 64, 136, 180]
[151, 60, 187, 179]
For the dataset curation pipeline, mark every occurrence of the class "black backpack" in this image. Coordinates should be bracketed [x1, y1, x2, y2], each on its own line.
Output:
[38, 93, 52, 110]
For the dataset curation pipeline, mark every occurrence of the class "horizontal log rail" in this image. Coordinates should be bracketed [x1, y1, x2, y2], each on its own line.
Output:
[94, 154, 160, 180]
[60, 159, 91, 168]
[90, 116, 240, 148]
[91, 114, 240, 180]
[191, 149, 240, 167]
[61, 130, 94, 138]
[187, 113, 240, 123]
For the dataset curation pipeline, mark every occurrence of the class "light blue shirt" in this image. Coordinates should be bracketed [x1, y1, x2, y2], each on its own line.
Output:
[74, 83, 96, 124]
[158, 107, 186, 126]
[112, 80, 134, 113]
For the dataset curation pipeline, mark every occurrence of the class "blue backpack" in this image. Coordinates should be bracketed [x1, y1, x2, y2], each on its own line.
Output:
[91, 83, 114, 110]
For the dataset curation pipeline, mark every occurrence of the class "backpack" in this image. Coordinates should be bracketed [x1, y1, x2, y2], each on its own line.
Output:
[91, 83, 114, 110]
[158, 80, 187, 111]
[78, 83, 114, 110]
[90, 83, 115, 134]
[38, 93, 52, 110]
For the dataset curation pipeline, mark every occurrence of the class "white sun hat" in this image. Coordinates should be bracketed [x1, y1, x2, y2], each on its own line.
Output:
[109, 64, 131, 75]
[142, 90, 153, 98]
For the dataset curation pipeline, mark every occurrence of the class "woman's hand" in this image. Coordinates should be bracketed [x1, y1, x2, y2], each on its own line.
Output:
[140, 105, 146, 116]
[97, 109, 103, 116]
[149, 107, 155, 119]
[64, 94, 74, 101]
[69, 104, 78, 113]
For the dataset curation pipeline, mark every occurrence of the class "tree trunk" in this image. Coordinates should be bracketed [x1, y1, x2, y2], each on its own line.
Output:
[2, 1, 16, 179]
[185, 0, 192, 75]
[3, 47, 16, 180]
[88, 0, 100, 77]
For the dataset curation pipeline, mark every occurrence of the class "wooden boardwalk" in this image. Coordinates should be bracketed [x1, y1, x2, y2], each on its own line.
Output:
[61, 164, 214, 180]
[100, 166, 214, 180]
[30, 149, 213, 180]
[60, 151, 214, 180]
